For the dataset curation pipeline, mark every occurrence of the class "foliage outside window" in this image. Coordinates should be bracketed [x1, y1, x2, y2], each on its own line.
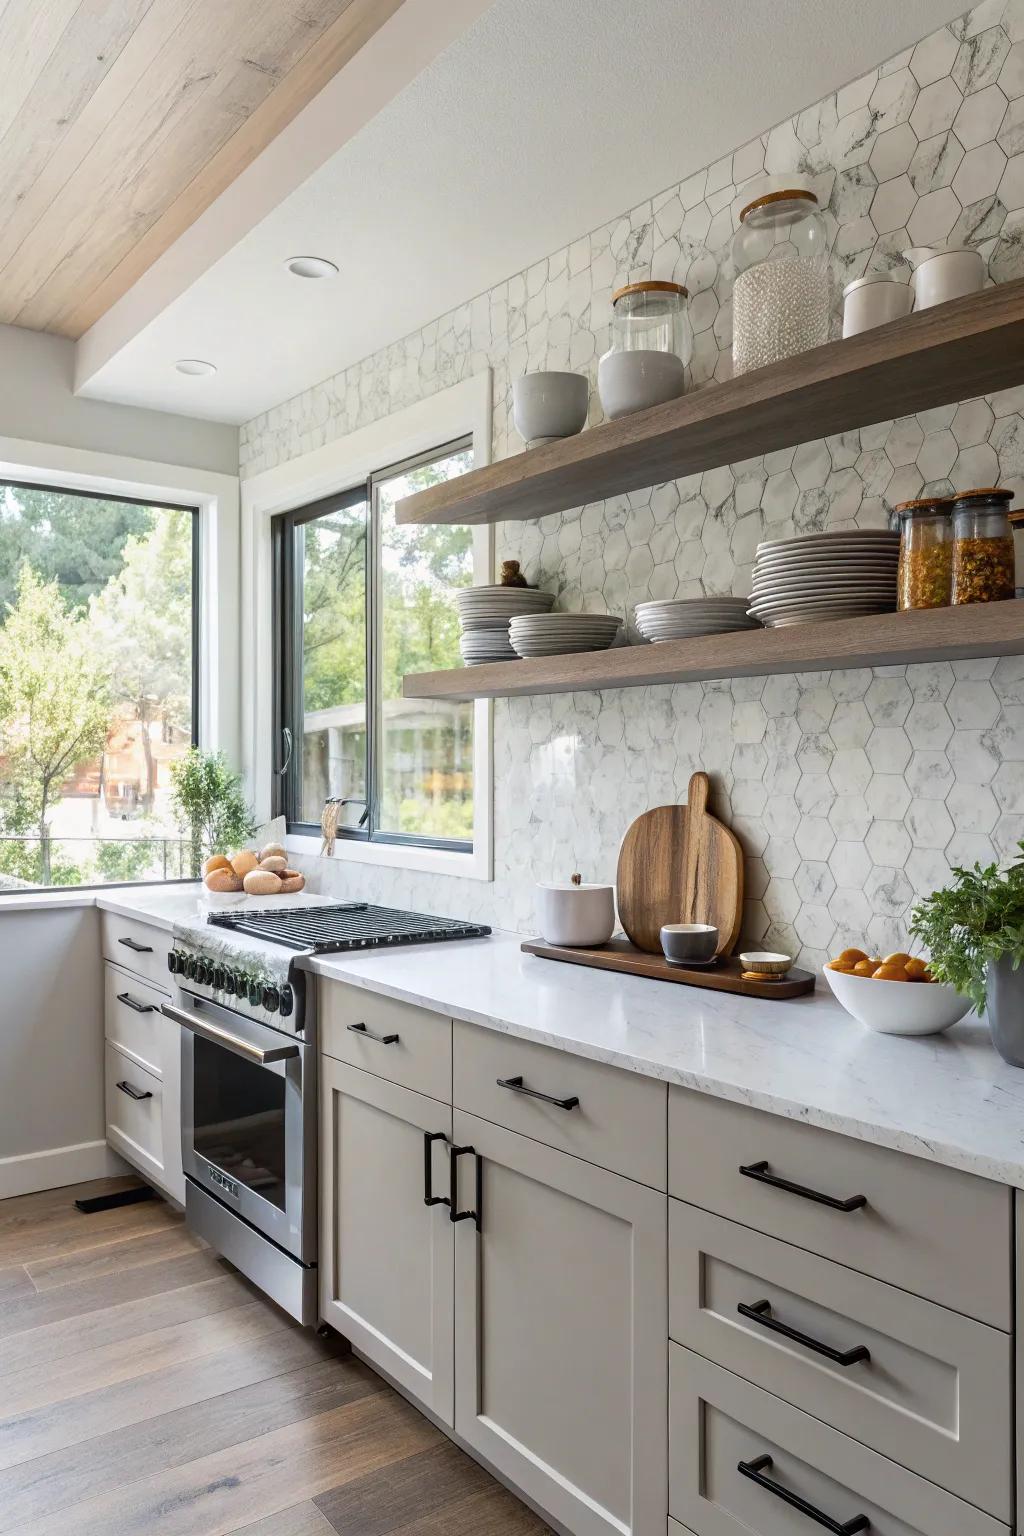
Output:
[0, 483, 197, 891]
[277, 441, 476, 848]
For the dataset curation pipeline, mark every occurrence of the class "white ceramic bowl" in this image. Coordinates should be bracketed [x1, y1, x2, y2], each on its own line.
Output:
[535, 882, 615, 947]
[824, 965, 972, 1035]
[513, 371, 589, 445]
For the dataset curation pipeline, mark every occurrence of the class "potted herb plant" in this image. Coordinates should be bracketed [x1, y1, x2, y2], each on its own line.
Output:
[170, 749, 258, 879]
[910, 841, 1024, 1066]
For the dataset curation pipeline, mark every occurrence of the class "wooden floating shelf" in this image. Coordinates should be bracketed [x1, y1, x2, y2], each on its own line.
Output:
[402, 602, 1024, 701]
[395, 278, 1024, 528]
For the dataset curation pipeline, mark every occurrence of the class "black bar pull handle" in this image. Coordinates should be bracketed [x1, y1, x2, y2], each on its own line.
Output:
[738, 1300, 870, 1367]
[450, 1144, 481, 1231]
[424, 1131, 451, 1208]
[738, 1454, 869, 1534]
[117, 992, 158, 1015]
[116, 1080, 154, 1102]
[347, 1021, 399, 1046]
[118, 936, 153, 954]
[497, 1074, 579, 1111]
[739, 1160, 867, 1213]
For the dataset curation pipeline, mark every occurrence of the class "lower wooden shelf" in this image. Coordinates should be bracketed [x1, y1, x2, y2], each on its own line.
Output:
[402, 600, 1024, 700]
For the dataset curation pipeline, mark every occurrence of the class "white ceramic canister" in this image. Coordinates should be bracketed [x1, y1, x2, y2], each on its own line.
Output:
[535, 879, 615, 947]
[842, 271, 913, 337]
[905, 246, 984, 310]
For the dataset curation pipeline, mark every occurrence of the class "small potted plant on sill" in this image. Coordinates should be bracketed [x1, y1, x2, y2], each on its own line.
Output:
[170, 748, 258, 880]
[910, 840, 1024, 1066]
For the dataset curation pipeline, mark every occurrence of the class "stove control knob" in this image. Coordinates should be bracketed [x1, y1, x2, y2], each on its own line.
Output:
[167, 950, 178, 974]
[185, 954, 198, 981]
[279, 985, 294, 1018]
[221, 969, 235, 996]
[195, 959, 208, 986]
[212, 965, 225, 991]
[248, 980, 262, 1008]
[262, 984, 280, 1013]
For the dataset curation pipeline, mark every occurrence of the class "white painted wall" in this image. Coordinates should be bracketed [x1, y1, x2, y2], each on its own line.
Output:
[0, 324, 237, 475]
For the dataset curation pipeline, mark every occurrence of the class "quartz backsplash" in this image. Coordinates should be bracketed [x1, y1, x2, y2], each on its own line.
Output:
[243, 0, 1024, 970]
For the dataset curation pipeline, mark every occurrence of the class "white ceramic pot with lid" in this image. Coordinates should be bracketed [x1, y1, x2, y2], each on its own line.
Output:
[904, 246, 984, 310]
[841, 271, 913, 337]
[535, 875, 615, 947]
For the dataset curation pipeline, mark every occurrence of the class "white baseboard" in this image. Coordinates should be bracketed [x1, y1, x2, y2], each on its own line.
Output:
[0, 1140, 129, 1200]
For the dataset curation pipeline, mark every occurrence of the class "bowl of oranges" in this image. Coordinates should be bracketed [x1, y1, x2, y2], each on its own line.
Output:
[824, 949, 972, 1035]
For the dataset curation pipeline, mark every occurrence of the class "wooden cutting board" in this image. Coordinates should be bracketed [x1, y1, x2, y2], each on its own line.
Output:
[616, 773, 744, 955]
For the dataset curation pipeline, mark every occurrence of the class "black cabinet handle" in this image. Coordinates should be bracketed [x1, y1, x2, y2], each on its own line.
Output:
[424, 1131, 450, 1208]
[738, 1454, 869, 1534]
[347, 1021, 399, 1046]
[449, 1144, 481, 1231]
[118, 936, 153, 954]
[739, 1160, 867, 1213]
[117, 992, 158, 1015]
[738, 1300, 870, 1367]
[116, 1080, 153, 1102]
[496, 1074, 579, 1111]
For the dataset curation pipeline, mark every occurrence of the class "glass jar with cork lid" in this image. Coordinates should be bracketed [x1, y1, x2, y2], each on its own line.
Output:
[597, 281, 690, 420]
[896, 497, 953, 610]
[951, 488, 1016, 605]
[732, 189, 829, 375]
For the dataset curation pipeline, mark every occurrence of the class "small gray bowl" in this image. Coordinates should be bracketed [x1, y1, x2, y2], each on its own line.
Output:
[660, 922, 719, 967]
[513, 371, 589, 446]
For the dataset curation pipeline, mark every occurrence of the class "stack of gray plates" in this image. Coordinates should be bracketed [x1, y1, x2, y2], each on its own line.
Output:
[459, 628, 516, 664]
[509, 612, 621, 658]
[748, 530, 900, 627]
[634, 596, 759, 642]
[454, 584, 555, 665]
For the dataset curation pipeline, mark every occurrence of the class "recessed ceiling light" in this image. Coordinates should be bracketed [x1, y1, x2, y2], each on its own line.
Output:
[286, 255, 339, 280]
[175, 358, 217, 377]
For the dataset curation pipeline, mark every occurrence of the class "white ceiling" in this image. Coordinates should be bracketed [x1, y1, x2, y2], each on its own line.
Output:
[76, 0, 966, 426]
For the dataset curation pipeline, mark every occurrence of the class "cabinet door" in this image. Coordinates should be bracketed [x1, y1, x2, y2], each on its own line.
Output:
[320, 1057, 454, 1423]
[453, 1109, 667, 1536]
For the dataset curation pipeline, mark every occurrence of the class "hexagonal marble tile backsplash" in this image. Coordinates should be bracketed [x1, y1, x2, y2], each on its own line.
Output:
[242, 0, 1024, 968]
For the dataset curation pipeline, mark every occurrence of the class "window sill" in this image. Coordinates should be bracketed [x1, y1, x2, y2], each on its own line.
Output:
[284, 832, 492, 882]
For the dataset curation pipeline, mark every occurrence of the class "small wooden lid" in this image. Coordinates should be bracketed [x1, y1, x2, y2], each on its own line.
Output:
[739, 187, 818, 222]
[611, 279, 688, 304]
[951, 486, 1014, 504]
[1010, 508, 1024, 526]
[894, 495, 953, 516]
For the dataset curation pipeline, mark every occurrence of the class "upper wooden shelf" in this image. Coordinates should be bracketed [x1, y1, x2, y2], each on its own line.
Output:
[395, 279, 1024, 528]
[402, 602, 1024, 701]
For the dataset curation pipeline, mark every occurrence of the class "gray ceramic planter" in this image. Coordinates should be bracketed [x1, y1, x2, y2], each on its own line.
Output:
[987, 955, 1024, 1067]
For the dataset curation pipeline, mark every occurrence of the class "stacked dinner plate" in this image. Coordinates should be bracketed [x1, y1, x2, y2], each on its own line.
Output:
[634, 596, 759, 642]
[460, 628, 517, 664]
[748, 530, 901, 627]
[454, 584, 555, 665]
[509, 612, 621, 658]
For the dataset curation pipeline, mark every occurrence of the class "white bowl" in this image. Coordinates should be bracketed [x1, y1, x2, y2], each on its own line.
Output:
[824, 965, 972, 1035]
[513, 371, 589, 444]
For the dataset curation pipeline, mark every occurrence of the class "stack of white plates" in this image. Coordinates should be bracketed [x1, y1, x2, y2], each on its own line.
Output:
[634, 597, 759, 642]
[509, 613, 621, 658]
[460, 627, 516, 665]
[455, 585, 555, 631]
[748, 530, 900, 627]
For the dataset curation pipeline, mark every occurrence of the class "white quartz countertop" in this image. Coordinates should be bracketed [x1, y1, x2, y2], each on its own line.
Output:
[9, 882, 1024, 1187]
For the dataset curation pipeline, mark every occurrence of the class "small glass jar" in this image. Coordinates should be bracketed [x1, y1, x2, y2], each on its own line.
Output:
[951, 487, 1016, 605]
[732, 189, 829, 375]
[1010, 508, 1024, 597]
[597, 280, 691, 420]
[897, 498, 953, 609]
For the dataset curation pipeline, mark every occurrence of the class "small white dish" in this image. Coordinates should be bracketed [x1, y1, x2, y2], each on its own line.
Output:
[824, 965, 972, 1035]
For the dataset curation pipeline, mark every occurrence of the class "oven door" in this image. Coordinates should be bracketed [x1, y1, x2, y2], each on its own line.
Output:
[166, 992, 315, 1263]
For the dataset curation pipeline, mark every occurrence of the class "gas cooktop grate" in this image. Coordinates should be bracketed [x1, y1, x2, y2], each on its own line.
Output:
[207, 902, 491, 953]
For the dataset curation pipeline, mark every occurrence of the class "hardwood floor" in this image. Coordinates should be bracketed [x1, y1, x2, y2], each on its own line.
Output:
[0, 1179, 552, 1536]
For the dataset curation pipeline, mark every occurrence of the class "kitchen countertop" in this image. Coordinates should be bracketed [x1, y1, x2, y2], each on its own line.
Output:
[9, 882, 1024, 1188]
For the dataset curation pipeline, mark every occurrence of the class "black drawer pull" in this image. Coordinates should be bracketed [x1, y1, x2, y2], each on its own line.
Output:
[738, 1453, 869, 1534]
[449, 1143, 481, 1231]
[117, 992, 158, 1015]
[738, 1300, 870, 1367]
[423, 1131, 450, 1208]
[117, 936, 153, 954]
[739, 1160, 867, 1213]
[347, 1021, 399, 1046]
[116, 1080, 153, 1102]
[496, 1074, 579, 1111]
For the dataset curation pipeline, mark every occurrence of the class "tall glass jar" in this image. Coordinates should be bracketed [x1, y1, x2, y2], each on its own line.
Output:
[896, 498, 953, 609]
[597, 280, 691, 420]
[732, 189, 829, 375]
[951, 488, 1016, 605]
[1011, 507, 1024, 597]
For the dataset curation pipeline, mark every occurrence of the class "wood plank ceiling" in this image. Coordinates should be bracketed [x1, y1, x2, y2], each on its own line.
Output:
[0, 0, 402, 339]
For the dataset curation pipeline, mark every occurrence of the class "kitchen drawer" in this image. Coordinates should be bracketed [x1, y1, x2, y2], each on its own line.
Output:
[320, 981, 451, 1103]
[104, 962, 168, 1078]
[105, 1042, 164, 1185]
[669, 1201, 1012, 1519]
[669, 1087, 1011, 1328]
[669, 1345, 1007, 1536]
[454, 1019, 666, 1189]
[101, 912, 172, 993]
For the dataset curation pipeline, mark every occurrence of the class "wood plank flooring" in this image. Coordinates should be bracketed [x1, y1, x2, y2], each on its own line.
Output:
[0, 1179, 552, 1536]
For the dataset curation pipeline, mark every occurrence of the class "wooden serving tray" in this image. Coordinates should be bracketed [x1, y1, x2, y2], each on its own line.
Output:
[521, 936, 815, 999]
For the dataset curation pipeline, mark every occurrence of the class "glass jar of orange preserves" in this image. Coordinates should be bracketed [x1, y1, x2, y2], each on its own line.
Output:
[951, 488, 1016, 605]
[896, 497, 953, 610]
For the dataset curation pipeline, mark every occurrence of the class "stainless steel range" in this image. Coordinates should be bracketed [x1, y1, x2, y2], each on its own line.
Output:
[161, 903, 490, 1325]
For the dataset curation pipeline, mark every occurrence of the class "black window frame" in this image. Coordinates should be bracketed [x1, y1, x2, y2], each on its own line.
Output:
[272, 436, 475, 853]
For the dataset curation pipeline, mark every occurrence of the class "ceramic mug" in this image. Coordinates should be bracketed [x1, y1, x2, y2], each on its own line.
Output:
[660, 922, 719, 966]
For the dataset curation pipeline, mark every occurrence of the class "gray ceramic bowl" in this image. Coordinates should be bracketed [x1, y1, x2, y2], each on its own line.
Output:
[660, 922, 719, 967]
[513, 371, 589, 446]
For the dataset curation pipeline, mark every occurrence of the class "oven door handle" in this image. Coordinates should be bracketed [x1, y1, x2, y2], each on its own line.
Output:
[161, 1002, 299, 1065]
